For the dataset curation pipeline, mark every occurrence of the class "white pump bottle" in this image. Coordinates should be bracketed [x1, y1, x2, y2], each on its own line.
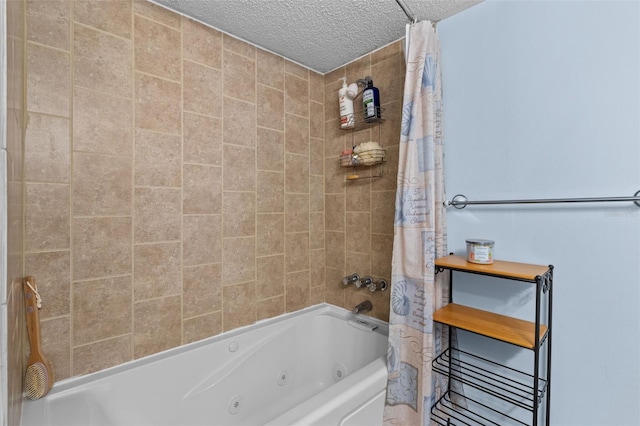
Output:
[338, 78, 358, 129]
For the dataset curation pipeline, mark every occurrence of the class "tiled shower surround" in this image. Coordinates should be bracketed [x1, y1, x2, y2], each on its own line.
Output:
[15, 0, 404, 406]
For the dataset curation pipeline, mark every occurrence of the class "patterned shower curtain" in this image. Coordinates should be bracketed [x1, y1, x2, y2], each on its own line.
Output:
[383, 21, 449, 425]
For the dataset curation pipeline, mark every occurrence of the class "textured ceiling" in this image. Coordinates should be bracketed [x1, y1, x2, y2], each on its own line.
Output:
[151, 0, 480, 73]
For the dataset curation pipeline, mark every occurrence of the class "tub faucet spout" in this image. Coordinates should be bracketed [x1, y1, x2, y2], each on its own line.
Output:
[352, 300, 373, 314]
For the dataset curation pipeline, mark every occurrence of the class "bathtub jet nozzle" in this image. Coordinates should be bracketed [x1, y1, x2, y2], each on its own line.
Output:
[352, 300, 373, 315]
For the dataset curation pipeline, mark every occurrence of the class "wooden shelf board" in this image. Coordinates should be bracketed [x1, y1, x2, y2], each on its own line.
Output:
[436, 255, 550, 282]
[433, 303, 548, 349]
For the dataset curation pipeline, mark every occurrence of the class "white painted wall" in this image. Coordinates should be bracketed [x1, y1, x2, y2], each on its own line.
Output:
[439, 1, 640, 425]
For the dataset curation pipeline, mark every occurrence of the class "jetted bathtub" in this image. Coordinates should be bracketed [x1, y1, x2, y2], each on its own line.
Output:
[21, 303, 389, 426]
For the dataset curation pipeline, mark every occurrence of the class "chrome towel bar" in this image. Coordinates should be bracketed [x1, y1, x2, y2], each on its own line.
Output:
[445, 190, 640, 209]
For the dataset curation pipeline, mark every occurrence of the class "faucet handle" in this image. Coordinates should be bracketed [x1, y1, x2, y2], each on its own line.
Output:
[368, 278, 388, 292]
[357, 276, 373, 289]
[342, 273, 360, 286]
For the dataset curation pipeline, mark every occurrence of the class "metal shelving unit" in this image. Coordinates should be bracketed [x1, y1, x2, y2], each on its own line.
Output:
[432, 255, 553, 426]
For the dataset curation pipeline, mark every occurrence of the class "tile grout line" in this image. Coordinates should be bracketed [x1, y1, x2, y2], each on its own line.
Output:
[68, 0, 75, 378]
[178, 12, 185, 349]
[129, 0, 136, 364]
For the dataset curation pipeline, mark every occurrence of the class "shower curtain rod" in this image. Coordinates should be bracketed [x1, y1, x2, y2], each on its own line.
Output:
[395, 0, 417, 23]
[445, 190, 640, 209]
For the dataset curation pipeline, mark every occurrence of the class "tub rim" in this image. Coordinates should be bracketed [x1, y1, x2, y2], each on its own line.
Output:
[33, 303, 388, 396]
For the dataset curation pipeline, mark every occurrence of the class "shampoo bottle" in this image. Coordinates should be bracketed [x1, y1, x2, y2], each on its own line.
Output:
[338, 78, 355, 129]
[362, 77, 381, 122]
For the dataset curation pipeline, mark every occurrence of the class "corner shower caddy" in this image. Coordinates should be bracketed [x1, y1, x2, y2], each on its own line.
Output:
[431, 254, 553, 426]
[339, 107, 386, 180]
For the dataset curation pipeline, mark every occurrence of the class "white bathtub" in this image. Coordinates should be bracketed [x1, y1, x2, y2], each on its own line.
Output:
[21, 303, 389, 426]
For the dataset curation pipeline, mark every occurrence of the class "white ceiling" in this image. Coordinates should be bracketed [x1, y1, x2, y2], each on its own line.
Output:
[151, 0, 480, 74]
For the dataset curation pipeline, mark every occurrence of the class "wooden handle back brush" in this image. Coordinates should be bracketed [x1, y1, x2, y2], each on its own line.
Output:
[23, 276, 54, 399]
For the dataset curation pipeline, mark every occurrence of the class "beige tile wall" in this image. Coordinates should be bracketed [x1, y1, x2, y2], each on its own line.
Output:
[323, 41, 405, 321]
[23, 0, 323, 380]
[6, 0, 26, 424]
[21, 0, 404, 383]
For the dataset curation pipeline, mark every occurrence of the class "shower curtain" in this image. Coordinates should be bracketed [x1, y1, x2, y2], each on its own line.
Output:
[383, 20, 450, 425]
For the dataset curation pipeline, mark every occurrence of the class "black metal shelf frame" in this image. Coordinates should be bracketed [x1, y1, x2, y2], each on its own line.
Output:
[431, 389, 529, 426]
[433, 348, 547, 411]
[431, 259, 553, 426]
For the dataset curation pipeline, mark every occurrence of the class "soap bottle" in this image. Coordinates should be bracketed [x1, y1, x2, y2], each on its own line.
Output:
[362, 77, 381, 122]
[338, 77, 355, 129]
